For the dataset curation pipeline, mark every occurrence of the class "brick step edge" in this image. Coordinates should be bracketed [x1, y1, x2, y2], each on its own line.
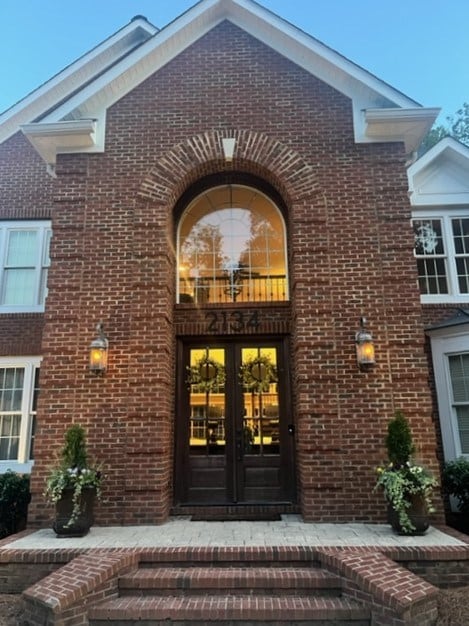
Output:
[119, 566, 342, 593]
[89, 594, 370, 621]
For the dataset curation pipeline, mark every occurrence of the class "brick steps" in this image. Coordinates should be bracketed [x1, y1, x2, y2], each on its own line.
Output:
[119, 565, 342, 596]
[89, 594, 370, 624]
[88, 554, 371, 625]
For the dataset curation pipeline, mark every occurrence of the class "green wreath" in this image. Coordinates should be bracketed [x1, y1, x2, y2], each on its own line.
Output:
[240, 354, 277, 392]
[187, 356, 225, 392]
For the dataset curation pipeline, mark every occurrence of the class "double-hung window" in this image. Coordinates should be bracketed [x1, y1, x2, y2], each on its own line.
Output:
[0, 357, 40, 473]
[412, 211, 469, 302]
[0, 221, 51, 312]
[448, 353, 469, 455]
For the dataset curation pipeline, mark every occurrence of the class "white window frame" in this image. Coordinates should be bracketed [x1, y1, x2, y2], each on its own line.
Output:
[0, 356, 40, 474]
[429, 327, 469, 462]
[0, 220, 51, 313]
[412, 209, 469, 303]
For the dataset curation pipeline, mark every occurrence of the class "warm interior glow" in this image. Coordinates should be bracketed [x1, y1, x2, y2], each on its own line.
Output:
[89, 347, 107, 371]
[356, 339, 375, 366]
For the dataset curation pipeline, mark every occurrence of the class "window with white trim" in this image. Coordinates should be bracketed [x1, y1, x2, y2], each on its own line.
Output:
[412, 211, 469, 302]
[0, 357, 39, 473]
[448, 353, 469, 455]
[0, 221, 51, 312]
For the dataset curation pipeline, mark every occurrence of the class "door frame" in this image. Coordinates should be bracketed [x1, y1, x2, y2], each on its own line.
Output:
[173, 335, 296, 506]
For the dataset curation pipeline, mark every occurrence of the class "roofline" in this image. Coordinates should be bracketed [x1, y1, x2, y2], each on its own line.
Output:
[0, 16, 157, 142]
[0, 0, 434, 152]
[409, 136, 469, 176]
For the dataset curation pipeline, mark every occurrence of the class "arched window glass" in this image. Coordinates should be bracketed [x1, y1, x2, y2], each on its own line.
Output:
[178, 185, 288, 304]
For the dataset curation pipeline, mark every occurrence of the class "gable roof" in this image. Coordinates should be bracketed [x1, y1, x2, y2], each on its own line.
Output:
[1, 0, 439, 170]
[408, 137, 469, 206]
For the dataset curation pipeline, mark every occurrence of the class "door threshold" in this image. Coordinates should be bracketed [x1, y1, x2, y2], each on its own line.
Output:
[171, 503, 300, 521]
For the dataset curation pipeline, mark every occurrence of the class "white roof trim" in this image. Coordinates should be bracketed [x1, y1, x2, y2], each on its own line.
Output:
[1, 0, 438, 156]
[0, 17, 156, 144]
[364, 108, 440, 153]
[21, 119, 97, 168]
[408, 137, 469, 206]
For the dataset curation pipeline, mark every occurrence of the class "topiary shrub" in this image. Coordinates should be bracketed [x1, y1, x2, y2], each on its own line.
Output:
[385, 409, 416, 467]
[0, 471, 31, 538]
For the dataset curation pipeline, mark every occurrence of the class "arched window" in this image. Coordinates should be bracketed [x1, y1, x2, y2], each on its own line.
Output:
[177, 185, 288, 304]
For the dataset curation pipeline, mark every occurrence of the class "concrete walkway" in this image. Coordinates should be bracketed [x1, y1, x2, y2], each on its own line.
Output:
[2, 515, 466, 550]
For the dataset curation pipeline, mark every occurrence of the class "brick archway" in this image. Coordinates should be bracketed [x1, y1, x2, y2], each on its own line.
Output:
[136, 130, 321, 520]
[138, 130, 319, 205]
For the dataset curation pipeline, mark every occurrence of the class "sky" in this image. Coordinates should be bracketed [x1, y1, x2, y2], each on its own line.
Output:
[0, 0, 467, 125]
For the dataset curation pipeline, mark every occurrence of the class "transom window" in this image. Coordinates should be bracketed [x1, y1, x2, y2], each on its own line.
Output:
[177, 185, 288, 304]
[412, 212, 469, 301]
[0, 221, 51, 312]
[0, 358, 39, 473]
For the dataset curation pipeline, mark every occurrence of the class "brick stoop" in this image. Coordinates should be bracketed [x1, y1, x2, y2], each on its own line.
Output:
[88, 549, 370, 625]
[2, 539, 469, 625]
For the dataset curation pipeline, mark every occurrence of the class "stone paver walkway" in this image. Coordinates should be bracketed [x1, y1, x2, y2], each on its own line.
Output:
[2, 515, 465, 549]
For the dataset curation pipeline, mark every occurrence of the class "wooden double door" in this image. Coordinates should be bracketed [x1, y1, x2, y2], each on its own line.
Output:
[175, 338, 295, 505]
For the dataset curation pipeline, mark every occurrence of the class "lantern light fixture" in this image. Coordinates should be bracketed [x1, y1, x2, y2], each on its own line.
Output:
[89, 322, 108, 375]
[355, 316, 375, 371]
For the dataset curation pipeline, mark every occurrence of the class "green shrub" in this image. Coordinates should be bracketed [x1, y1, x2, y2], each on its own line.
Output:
[0, 471, 31, 538]
[385, 410, 416, 466]
[443, 458, 469, 514]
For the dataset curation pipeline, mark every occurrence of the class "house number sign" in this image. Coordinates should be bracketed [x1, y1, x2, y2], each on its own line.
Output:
[205, 310, 260, 333]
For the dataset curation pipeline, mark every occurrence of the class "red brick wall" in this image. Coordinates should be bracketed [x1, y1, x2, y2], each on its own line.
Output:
[0, 133, 52, 357]
[0, 20, 442, 525]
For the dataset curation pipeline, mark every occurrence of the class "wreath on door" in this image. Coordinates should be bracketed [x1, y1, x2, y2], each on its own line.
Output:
[187, 356, 225, 392]
[240, 354, 277, 393]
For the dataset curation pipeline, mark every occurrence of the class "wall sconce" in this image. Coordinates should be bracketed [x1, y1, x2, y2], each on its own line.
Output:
[89, 322, 108, 375]
[355, 317, 375, 371]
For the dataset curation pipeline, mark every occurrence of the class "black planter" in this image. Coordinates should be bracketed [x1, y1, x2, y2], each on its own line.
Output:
[388, 494, 430, 536]
[53, 487, 96, 537]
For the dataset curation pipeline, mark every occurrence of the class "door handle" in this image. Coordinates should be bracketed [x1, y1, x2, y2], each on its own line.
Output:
[236, 429, 243, 460]
[288, 424, 295, 436]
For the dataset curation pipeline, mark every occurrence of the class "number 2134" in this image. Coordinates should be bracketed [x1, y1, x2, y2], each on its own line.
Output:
[205, 311, 260, 333]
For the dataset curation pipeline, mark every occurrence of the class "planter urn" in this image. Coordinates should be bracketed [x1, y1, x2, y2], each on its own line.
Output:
[53, 487, 96, 537]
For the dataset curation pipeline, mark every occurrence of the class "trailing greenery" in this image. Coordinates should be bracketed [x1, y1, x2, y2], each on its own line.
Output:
[44, 424, 102, 528]
[0, 471, 31, 538]
[442, 457, 469, 514]
[375, 411, 437, 534]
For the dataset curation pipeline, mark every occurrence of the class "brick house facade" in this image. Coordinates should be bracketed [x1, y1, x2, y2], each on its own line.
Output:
[0, 0, 458, 528]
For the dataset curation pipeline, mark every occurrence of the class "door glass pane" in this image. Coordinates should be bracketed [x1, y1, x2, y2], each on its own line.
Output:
[188, 348, 225, 456]
[240, 347, 278, 455]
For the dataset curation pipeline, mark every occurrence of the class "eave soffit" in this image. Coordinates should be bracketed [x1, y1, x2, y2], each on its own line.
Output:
[1, 0, 439, 162]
